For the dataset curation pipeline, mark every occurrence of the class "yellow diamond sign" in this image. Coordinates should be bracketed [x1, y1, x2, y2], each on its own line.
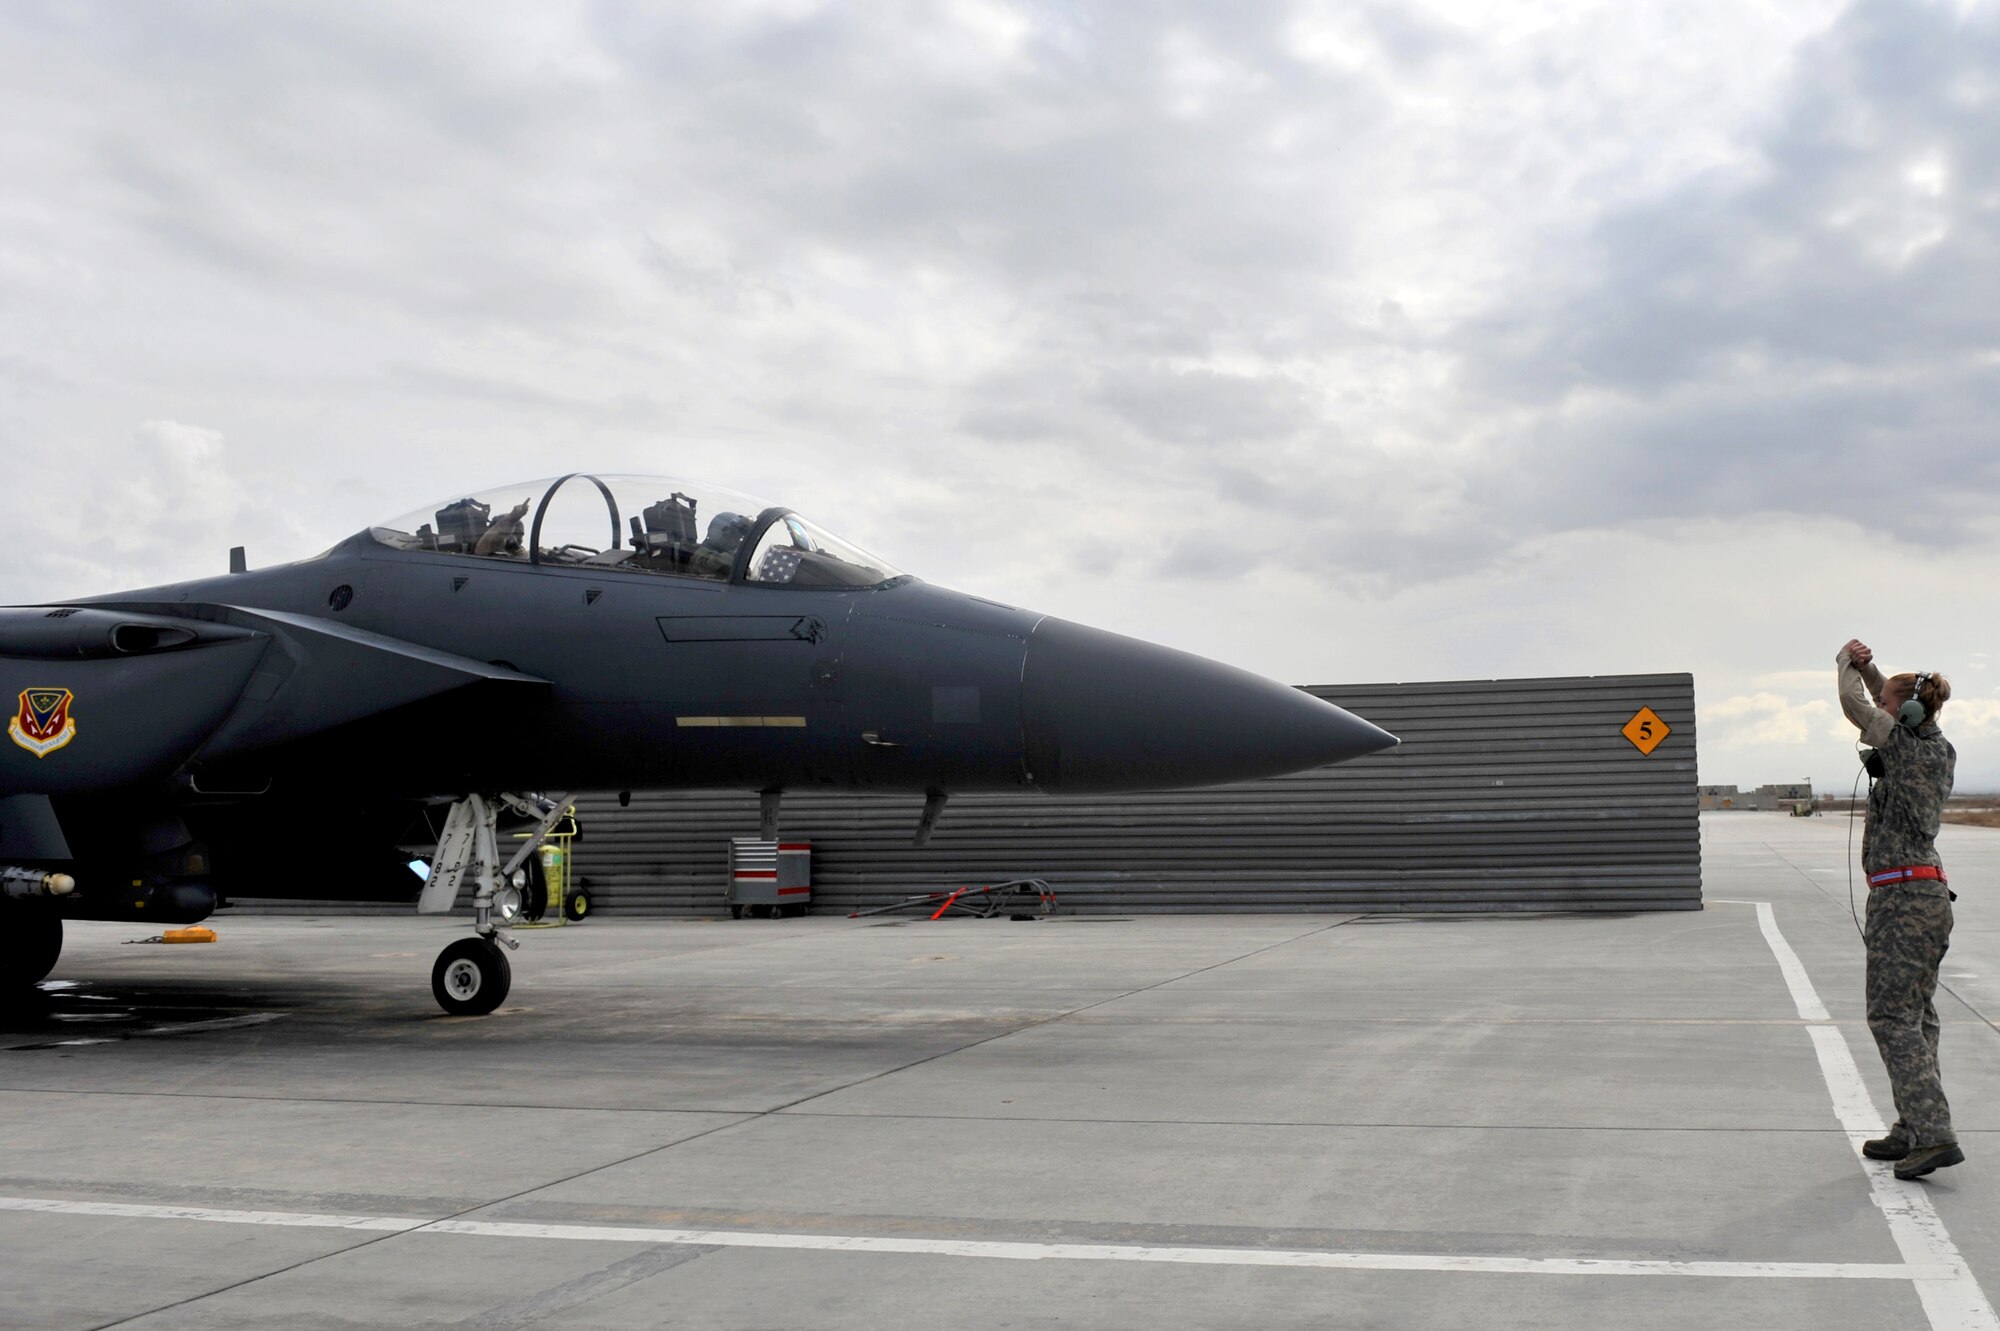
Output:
[1622, 706, 1670, 755]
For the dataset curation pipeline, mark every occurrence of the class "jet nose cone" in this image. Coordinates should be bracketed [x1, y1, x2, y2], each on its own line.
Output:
[1021, 618, 1398, 793]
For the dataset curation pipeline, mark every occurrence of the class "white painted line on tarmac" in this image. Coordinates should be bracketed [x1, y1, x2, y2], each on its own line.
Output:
[1752, 901, 1830, 1021]
[1734, 901, 1999, 1331]
[0, 1196, 419, 1232]
[0, 1195, 1958, 1281]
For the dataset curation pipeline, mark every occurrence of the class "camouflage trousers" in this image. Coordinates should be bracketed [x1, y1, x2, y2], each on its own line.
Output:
[1864, 884, 1955, 1145]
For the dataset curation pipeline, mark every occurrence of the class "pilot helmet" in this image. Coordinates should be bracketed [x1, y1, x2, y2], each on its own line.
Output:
[706, 512, 750, 550]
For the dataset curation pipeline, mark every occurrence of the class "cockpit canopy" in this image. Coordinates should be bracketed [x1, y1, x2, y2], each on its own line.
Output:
[370, 474, 904, 589]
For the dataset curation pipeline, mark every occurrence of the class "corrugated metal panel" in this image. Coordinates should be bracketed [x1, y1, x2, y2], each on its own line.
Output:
[558, 673, 1699, 915]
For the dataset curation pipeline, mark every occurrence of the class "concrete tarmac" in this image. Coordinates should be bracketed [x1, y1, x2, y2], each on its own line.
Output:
[2, 813, 1996, 1330]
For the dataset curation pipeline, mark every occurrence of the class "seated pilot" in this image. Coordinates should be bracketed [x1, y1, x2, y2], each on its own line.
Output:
[473, 500, 531, 557]
[687, 512, 751, 580]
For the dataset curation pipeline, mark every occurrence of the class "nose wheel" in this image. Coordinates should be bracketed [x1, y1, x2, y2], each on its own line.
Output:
[431, 936, 511, 1017]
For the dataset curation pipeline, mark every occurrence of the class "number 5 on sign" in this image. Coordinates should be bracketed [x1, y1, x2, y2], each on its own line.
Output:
[1622, 707, 1670, 755]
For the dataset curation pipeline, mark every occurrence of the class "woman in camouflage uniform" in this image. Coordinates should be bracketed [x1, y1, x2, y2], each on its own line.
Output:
[1837, 639, 1960, 1180]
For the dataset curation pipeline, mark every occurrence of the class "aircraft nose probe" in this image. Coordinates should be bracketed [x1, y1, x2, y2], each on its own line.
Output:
[1019, 618, 1398, 793]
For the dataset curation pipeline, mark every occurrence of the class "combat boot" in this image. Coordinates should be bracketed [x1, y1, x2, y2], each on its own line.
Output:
[1862, 1126, 1911, 1161]
[1893, 1141, 1965, 1180]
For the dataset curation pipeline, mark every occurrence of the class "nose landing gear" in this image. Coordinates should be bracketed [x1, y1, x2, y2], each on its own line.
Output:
[418, 792, 569, 1016]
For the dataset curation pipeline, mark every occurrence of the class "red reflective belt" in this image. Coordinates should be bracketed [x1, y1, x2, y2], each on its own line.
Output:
[1867, 865, 1948, 888]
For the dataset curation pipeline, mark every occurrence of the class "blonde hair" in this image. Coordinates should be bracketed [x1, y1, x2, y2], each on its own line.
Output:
[1888, 671, 1952, 723]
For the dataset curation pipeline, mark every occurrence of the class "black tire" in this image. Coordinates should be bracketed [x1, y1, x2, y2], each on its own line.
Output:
[431, 936, 511, 1016]
[563, 888, 589, 922]
[729, 904, 744, 920]
[520, 856, 549, 923]
[2, 904, 62, 988]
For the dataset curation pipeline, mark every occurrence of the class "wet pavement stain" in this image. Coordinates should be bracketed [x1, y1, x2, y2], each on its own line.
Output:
[1, 981, 285, 1050]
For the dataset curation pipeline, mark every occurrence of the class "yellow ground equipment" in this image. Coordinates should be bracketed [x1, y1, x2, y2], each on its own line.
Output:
[514, 806, 587, 925]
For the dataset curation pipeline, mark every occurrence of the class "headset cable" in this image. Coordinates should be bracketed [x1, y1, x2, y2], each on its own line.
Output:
[1846, 752, 1869, 940]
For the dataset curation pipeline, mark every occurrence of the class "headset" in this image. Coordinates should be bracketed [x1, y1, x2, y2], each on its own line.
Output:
[1898, 671, 1934, 730]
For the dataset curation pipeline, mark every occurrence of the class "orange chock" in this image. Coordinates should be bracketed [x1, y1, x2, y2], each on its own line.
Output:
[161, 927, 217, 944]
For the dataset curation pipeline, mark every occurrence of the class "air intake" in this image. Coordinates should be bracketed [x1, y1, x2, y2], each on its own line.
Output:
[111, 624, 199, 653]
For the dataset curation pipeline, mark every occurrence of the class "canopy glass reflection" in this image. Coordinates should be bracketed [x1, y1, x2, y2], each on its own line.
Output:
[371, 474, 904, 588]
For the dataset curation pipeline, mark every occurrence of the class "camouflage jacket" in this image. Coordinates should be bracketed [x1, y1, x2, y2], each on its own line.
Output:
[1838, 649, 1955, 874]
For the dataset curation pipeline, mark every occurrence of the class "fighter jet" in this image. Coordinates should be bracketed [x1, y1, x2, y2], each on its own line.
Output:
[0, 474, 1397, 1013]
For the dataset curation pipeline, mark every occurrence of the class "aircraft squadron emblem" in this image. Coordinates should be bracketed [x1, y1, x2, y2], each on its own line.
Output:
[9, 687, 77, 758]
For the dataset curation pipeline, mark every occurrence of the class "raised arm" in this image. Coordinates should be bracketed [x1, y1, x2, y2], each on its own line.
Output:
[1838, 639, 1895, 746]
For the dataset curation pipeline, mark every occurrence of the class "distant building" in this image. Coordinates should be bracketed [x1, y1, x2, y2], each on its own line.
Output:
[1699, 782, 1813, 811]
[1697, 785, 1739, 809]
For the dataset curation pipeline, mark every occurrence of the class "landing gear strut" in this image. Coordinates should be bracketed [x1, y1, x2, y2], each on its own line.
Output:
[418, 792, 570, 1016]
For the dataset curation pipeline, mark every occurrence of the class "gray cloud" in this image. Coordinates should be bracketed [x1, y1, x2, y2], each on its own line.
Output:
[1451, 0, 2000, 537]
[1097, 367, 1314, 447]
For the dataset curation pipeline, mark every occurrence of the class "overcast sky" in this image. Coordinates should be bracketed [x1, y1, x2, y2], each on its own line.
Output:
[3, 0, 1996, 792]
